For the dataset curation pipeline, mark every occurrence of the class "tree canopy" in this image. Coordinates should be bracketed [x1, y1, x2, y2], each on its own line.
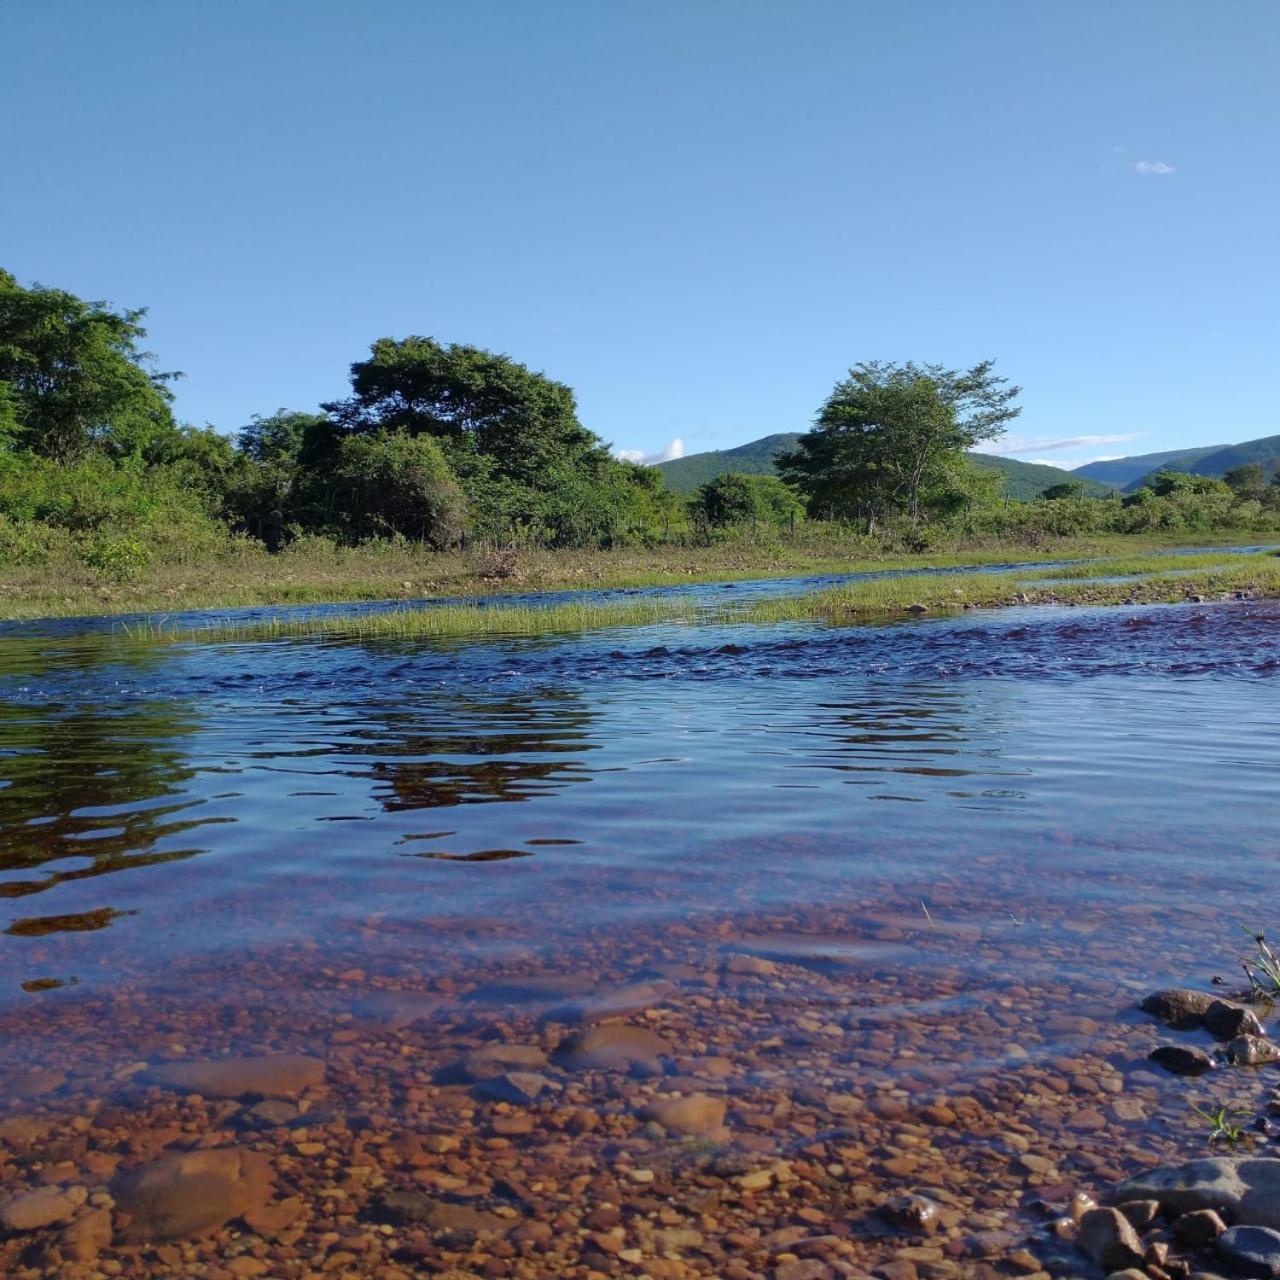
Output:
[779, 360, 1020, 526]
[0, 269, 177, 462]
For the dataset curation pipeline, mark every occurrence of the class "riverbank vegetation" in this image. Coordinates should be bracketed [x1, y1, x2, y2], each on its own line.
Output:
[5, 266, 1280, 621]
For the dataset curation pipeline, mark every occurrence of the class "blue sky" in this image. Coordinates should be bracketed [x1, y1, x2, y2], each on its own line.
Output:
[2, 2, 1276, 470]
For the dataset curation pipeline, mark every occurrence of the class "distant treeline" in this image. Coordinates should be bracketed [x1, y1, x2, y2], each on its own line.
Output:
[2, 267, 1278, 580]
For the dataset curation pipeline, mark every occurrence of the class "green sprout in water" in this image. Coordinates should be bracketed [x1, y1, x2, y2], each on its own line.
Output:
[1191, 1103, 1251, 1145]
[1239, 926, 1280, 1001]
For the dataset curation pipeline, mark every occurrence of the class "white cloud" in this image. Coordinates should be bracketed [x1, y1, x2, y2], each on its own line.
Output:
[978, 432, 1145, 458]
[1135, 160, 1175, 175]
[614, 437, 685, 466]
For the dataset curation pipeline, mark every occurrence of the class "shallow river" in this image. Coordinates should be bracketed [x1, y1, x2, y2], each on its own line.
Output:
[1, 594, 1278, 1278]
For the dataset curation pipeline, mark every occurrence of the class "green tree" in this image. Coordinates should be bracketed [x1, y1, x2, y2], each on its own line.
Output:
[333, 431, 465, 547]
[0, 269, 178, 461]
[1224, 462, 1267, 502]
[779, 360, 1020, 525]
[1041, 480, 1087, 501]
[323, 337, 603, 488]
[691, 473, 803, 528]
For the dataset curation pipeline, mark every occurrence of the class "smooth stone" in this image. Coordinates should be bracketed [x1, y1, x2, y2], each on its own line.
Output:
[1, 1184, 87, 1231]
[474, 1071, 548, 1105]
[558, 980, 673, 1024]
[375, 1191, 507, 1236]
[1206, 1001, 1266, 1041]
[643, 1093, 727, 1137]
[1116, 1158, 1280, 1225]
[556, 1024, 673, 1074]
[246, 1099, 302, 1127]
[1078, 1207, 1144, 1272]
[147, 1054, 324, 1100]
[1230, 1036, 1280, 1067]
[1142, 989, 1219, 1029]
[879, 1193, 941, 1235]
[1175, 1209, 1229, 1247]
[60, 1207, 112, 1263]
[1116, 1200, 1161, 1230]
[1218, 1225, 1280, 1278]
[1150, 1044, 1216, 1076]
[458, 1043, 549, 1081]
[111, 1146, 273, 1242]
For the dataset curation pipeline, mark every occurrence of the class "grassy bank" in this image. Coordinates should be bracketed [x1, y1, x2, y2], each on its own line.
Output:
[96, 546, 1280, 647]
[0, 527, 1270, 621]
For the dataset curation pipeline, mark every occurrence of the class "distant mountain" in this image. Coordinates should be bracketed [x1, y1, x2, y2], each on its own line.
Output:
[655, 433, 1116, 500]
[1075, 433, 1280, 491]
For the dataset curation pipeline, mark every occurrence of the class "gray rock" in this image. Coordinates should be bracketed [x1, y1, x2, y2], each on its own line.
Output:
[1206, 1001, 1266, 1041]
[1142, 989, 1219, 1029]
[1078, 1207, 1144, 1271]
[555, 1023, 673, 1074]
[1116, 1200, 1161, 1230]
[1218, 1225, 1280, 1277]
[474, 1070, 548, 1105]
[1230, 1036, 1280, 1067]
[458, 1043, 549, 1082]
[1116, 1158, 1252, 1217]
[1175, 1209, 1228, 1247]
[1151, 1044, 1216, 1076]
[879, 1193, 941, 1235]
[146, 1054, 324, 1100]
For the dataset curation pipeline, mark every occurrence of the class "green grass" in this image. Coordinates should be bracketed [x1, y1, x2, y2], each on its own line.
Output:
[0, 528, 1268, 621]
[94, 546, 1280, 647]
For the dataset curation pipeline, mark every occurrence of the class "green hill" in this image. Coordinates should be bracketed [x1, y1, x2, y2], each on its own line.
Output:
[1075, 433, 1280, 492]
[656, 433, 1115, 500]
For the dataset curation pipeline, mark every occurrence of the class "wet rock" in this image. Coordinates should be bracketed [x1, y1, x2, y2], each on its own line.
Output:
[556, 1023, 673, 1074]
[111, 1146, 273, 1241]
[458, 1043, 549, 1081]
[1117, 1200, 1161, 1230]
[246, 1098, 302, 1127]
[1142, 989, 1219, 1029]
[1078, 1207, 1144, 1272]
[147, 1053, 324, 1099]
[1205, 1001, 1266, 1041]
[60, 1208, 112, 1263]
[474, 1070, 548, 1104]
[1116, 1162, 1264, 1218]
[558, 980, 673, 1023]
[643, 1093, 728, 1137]
[1151, 1045, 1216, 1076]
[904, 603, 929, 614]
[1, 1184, 87, 1231]
[879, 1193, 941, 1235]
[1174, 1210, 1228, 1248]
[1230, 1036, 1280, 1067]
[1218, 1225, 1280, 1277]
[375, 1191, 507, 1238]
[242, 1197, 305, 1236]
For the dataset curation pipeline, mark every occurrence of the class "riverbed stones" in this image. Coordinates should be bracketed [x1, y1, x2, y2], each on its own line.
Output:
[1205, 1000, 1266, 1041]
[60, 1207, 112, 1263]
[1078, 1207, 1144, 1271]
[879, 1193, 942, 1235]
[110, 1146, 273, 1241]
[1230, 1035, 1280, 1067]
[1142, 989, 1220, 1029]
[1218, 1225, 1280, 1277]
[1173, 1209, 1228, 1247]
[1150, 1044, 1216, 1076]
[146, 1053, 324, 1099]
[1116, 1158, 1280, 1227]
[458, 1042, 549, 1081]
[643, 1092, 728, 1137]
[556, 1022, 673, 1073]
[375, 1191, 507, 1238]
[0, 1184, 87, 1231]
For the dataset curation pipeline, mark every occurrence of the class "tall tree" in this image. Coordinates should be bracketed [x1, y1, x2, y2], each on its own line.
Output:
[0, 269, 178, 462]
[323, 337, 604, 487]
[779, 360, 1020, 524]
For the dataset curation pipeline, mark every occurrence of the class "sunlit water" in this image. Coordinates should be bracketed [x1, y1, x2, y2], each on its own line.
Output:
[1, 592, 1279, 1272]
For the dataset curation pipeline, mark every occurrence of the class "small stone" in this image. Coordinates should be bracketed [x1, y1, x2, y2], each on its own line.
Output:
[60, 1207, 112, 1263]
[879, 1194, 941, 1235]
[1230, 1036, 1280, 1067]
[904, 603, 930, 614]
[147, 1054, 324, 1100]
[643, 1093, 727, 1137]
[1, 1184, 87, 1231]
[1141, 990, 1218, 1029]
[1078, 1207, 1144, 1272]
[1173, 1209, 1228, 1248]
[474, 1071, 548, 1105]
[556, 1024, 673, 1074]
[1116, 1200, 1161, 1230]
[1218, 1224, 1280, 1278]
[1150, 1045, 1215, 1076]
[458, 1043, 549, 1081]
[723, 953, 778, 977]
